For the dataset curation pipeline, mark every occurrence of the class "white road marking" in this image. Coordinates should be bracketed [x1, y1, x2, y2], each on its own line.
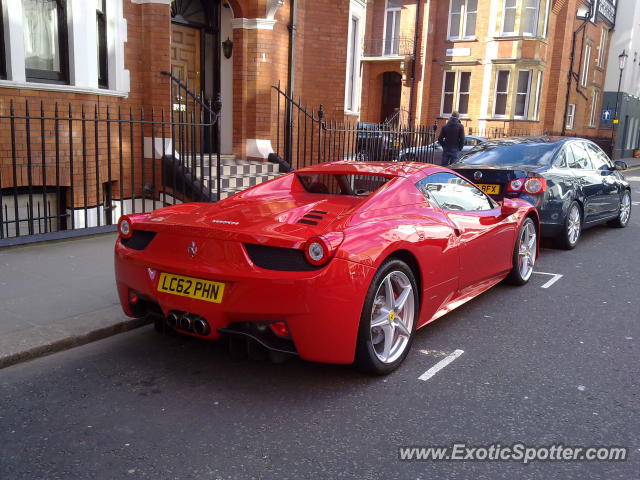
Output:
[533, 271, 564, 289]
[418, 349, 464, 381]
[419, 349, 451, 357]
[632, 201, 640, 206]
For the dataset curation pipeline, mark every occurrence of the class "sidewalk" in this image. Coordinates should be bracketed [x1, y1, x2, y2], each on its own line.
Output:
[0, 233, 149, 369]
[621, 156, 640, 170]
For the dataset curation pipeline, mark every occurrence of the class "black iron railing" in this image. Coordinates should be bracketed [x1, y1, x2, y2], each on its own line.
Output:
[0, 75, 222, 246]
[272, 83, 438, 170]
[362, 37, 414, 58]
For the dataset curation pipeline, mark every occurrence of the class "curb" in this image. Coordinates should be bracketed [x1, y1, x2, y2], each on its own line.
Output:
[0, 316, 152, 370]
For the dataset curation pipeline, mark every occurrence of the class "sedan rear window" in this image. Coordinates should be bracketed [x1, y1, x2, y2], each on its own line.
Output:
[297, 174, 391, 197]
[457, 140, 559, 167]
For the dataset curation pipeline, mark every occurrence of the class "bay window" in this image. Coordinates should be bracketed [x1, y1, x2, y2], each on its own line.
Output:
[23, 0, 69, 83]
[522, 0, 540, 36]
[502, 0, 517, 35]
[515, 70, 532, 118]
[448, 0, 478, 40]
[494, 70, 510, 117]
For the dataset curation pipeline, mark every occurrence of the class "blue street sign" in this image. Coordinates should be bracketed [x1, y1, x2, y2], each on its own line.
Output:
[602, 109, 612, 121]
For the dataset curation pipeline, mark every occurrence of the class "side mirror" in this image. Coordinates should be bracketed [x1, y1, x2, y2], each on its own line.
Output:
[613, 160, 628, 171]
[501, 198, 520, 216]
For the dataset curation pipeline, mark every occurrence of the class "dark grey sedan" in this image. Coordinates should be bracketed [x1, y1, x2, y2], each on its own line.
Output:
[397, 136, 486, 164]
[450, 137, 631, 249]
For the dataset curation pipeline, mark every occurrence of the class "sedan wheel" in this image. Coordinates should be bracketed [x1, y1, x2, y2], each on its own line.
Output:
[608, 190, 632, 228]
[505, 218, 537, 285]
[355, 259, 418, 375]
[557, 202, 581, 250]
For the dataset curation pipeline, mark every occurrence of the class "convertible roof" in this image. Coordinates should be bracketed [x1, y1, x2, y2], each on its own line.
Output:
[296, 161, 435, 178]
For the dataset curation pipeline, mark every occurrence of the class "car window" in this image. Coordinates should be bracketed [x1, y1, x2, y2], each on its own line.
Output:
[457, 140, 558, 167]
[568, 143, 592, 170]
[553, 148, 568, 168]
[415, 172, 494, 212]
[465, 138, 480, 146]
[584, 142, 613, 170]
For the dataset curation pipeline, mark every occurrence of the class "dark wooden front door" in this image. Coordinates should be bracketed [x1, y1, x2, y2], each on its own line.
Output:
[380, 72, 402, 123]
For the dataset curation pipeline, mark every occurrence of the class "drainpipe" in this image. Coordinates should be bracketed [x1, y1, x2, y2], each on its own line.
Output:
[284, 0, 297, 166]
[408, 0, 422, 126]
[561, 14, 589, 136]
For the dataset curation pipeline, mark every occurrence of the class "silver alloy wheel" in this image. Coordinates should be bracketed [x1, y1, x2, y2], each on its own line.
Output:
[567, 204, 581, 246]
[517, 221, 537, 281]
[369, 271, 415, 364]
[620, 192, 631, 225]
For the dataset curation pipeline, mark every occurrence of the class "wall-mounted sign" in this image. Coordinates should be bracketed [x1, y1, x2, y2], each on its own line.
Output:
[446, 48, 471, 57]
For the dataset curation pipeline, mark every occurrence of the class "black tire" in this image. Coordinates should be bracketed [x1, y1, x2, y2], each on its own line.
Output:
[354, 259, 419, 375]
[556, 201, 582, 250]
[608, 190, 632, 228]
[504, 218, 537, 286]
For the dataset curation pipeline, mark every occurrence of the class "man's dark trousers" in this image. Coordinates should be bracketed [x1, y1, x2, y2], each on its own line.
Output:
[442, 149, 460, 166]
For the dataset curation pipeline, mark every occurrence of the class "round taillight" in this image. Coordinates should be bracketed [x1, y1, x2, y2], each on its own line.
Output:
[118, 216, 133, 239]
[524, 178, 546, 194]
[304, 236, 331, 266]
[508, 179, 524, 192]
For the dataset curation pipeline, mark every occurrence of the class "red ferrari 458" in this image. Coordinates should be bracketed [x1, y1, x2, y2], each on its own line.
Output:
[115, 161, 539, 374]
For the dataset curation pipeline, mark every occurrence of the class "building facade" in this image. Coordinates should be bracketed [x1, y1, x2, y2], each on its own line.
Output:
[600, 0, 639, 158]
[0, 0, 365, 240]
[358, 0, 617, 143]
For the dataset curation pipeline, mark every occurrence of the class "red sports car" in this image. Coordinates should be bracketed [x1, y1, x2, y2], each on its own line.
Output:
[115, 161, 539, 374]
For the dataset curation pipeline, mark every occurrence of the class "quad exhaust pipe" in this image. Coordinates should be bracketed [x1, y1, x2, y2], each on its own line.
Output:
[165, 312, 210, 336]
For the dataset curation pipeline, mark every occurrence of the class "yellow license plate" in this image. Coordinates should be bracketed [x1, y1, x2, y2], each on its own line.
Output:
[157, 272, 225, 303]
[478, 184, 501, 194]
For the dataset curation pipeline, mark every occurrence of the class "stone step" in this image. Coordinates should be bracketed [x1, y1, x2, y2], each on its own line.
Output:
[203, 173, 281, 191]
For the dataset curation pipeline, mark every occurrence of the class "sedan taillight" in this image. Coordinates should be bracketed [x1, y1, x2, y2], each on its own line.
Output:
[507, 177, 547, 194]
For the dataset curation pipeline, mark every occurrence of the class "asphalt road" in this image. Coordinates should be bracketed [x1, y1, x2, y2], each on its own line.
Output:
[2, 175, 639, 480]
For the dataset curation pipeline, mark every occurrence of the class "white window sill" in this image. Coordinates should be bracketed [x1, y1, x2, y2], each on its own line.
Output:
[0, 80, 129, 98]
[447, 37, 477, 42]
[345, 110, 360, 117]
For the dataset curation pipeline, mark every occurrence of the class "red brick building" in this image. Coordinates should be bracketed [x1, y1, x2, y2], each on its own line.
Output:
[0, 0, 364, 240]
[358, 0, 616, 141]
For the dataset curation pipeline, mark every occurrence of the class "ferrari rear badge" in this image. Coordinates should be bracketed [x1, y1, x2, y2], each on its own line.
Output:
[187, 241, 198, 258]
[474, 171, 483, 181]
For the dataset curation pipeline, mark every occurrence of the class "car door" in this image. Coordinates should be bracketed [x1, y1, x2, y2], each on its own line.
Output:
[540, 146, 576, 225]
[416, 172, 516, 292]
[568, 142, 605, 223]
[583, 142, 620, 217]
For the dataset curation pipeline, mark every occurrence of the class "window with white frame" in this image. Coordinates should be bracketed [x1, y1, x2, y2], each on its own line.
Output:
[542, 0, 551, 38]
[345, 0, 364, 113]
[597, 28, 608, 68]
[441, 71, 471, 116]
[522, 0, 540, 36]
[96, 0, 108, 88]
[502, 0, 517, 35]
[515, 70, 532, 118]
[23, 0, 69, 83]
[384, 0, 402, 56]
[494, 70, 510, 117]
[589, 90, 599, 127]
[0, 0, 128, 93]
[346, 16, 360, 112]
[580, 42, 592, 88]
[533, 70, 542, 120]
[566, 103, 575, 130]
[448, 0, 477, 40]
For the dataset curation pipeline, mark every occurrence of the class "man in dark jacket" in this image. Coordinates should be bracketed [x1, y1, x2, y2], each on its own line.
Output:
[437, 111, 465, 166]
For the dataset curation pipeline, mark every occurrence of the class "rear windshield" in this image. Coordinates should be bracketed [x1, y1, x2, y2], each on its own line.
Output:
[457, 141, 559, 167]
[297, 174, 391, 197]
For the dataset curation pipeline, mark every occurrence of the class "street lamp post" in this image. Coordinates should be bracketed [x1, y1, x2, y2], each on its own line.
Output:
[611, 50, 628, 158]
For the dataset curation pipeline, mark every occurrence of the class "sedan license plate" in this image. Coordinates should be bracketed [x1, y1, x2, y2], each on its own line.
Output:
[157, 272, 225, 303]
[477, 184, 501, 195]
